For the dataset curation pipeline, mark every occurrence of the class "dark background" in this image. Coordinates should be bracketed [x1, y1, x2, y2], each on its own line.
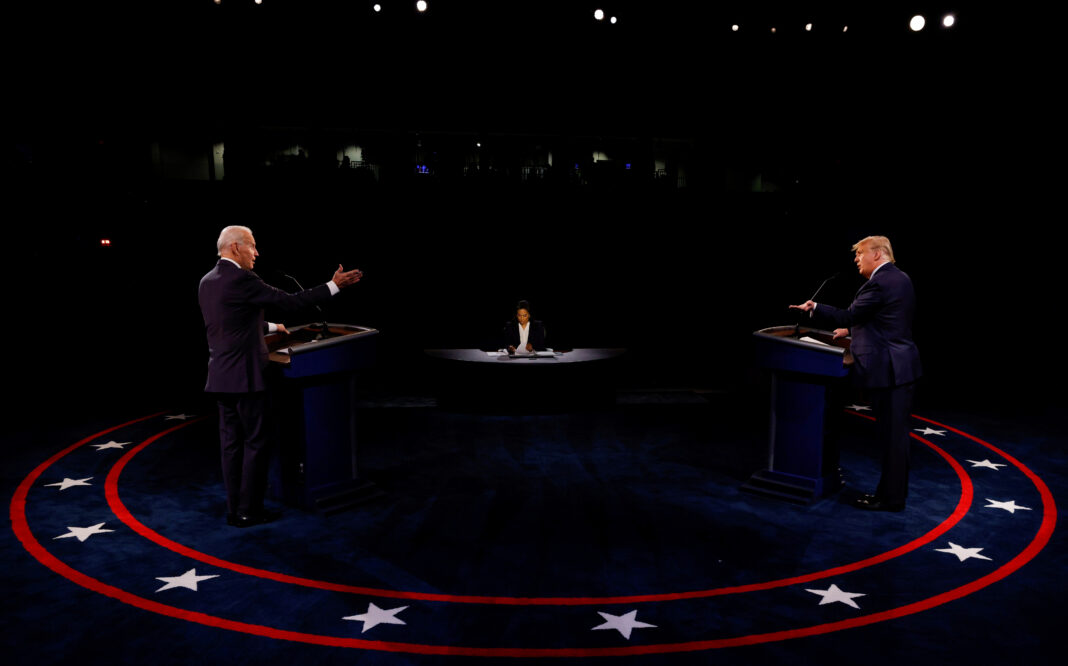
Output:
[8, 2, 1058, 426]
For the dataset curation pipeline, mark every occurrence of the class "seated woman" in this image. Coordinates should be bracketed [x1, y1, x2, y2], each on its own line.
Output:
[501, 300, 547, 354]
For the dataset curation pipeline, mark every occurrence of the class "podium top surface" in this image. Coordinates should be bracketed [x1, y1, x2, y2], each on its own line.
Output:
[753, 326, 850, 356]
[752, 326, 852, 378]
[267, 323, 378, 365]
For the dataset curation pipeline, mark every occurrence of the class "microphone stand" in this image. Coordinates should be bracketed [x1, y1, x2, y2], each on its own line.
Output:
[796, 273, 839, 337]
[279, 271, 329, 340]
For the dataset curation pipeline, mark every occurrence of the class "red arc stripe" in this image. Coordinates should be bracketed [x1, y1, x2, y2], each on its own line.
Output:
[10, 412, 1055, 657]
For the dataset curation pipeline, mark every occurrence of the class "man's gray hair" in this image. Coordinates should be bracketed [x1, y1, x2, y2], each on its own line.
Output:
[217, 225, 253, 256]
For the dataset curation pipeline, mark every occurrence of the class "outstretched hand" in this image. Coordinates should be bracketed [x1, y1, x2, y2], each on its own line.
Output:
[332, 264, 363, 289]
[789, 300, 816, 313]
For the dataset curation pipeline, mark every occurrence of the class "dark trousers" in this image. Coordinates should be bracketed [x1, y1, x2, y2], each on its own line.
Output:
[870, 381, 916, 505]
[217, 392, 270, 516]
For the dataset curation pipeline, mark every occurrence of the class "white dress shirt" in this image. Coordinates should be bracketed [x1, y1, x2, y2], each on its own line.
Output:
[517, 322, 530, 351]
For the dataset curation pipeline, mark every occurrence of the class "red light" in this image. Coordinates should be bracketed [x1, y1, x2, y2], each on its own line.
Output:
[100, 239, 111, 247]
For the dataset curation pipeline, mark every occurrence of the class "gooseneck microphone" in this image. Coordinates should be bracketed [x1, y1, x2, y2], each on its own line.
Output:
[809, 272, 840, 302]
[278, 271, 328, 340]
[794, 273, 840, 337]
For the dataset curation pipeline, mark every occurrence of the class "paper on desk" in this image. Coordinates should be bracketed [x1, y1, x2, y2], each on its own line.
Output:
[799, 336, 831, 347]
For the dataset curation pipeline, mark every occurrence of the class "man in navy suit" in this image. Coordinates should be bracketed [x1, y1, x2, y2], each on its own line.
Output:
[199, 225, 363, 527]
[791, 236, 921, 511]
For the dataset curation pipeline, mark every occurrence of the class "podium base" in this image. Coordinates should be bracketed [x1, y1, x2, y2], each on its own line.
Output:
[741, 469, 844, 505]
[310, 479, 386, 515]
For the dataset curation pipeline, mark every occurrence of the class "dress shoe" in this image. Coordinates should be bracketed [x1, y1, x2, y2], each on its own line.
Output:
[854, 495, 905, 512]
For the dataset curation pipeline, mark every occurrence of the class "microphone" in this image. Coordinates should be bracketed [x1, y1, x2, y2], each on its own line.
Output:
[809, 272, 840, 302]
[278, 271, 328, 339]
[794, 273, 839, 336]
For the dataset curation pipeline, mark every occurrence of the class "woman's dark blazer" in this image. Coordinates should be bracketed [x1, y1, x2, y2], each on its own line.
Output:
[501, 320, 547, 351]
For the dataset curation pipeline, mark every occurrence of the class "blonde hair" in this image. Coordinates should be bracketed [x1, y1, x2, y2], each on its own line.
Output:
[852, 235, 895, 263]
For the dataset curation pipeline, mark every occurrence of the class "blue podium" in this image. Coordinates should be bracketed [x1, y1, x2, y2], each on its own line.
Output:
[266, 323, 380, 513]
[745, 325, 851, 504]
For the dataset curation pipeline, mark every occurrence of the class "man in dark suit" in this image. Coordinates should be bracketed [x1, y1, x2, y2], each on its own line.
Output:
[199, 225, 363, 527]
[791, 235, 921, 512]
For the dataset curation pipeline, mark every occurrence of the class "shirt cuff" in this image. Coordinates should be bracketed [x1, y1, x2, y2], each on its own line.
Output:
[267, 322, 279, 333]
[326, 281, 340, 296]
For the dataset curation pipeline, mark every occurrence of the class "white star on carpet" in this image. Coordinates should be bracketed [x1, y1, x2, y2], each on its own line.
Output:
[342, 603, 408, 633]
[805, 583, 865, 609]
[165, 414, 195, 421]
[845, 404, 871, 412]
[591, 610, 657, 639]
[966, 459, 1007, 470]
[914, 427, 946, 436]
[984, 499, 1032, 514]
[93, 440, 131, 451]
[44, 477, 93, 490]
[155, 568, 219, 592]
[54, 523, 115, 542]
[935, 542, 992, 562]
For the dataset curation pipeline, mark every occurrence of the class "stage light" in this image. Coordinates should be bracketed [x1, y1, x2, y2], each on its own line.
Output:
[214, 0, 221, 5]
[770, 27, 776, 33]
[594, 9, 604, 21]
[910, 15, 926, 31]
[842, 25, 848, 32]
[416, 1, 427, 13]
[373, 4, 381, 12]
[943, 14, 956, 28]
[100, 239, 112, 247]
[805, 23, 812, 32]
[254, 0, 262, 5]
[610, 16, 617, 25]
[732, 24, 739, 32]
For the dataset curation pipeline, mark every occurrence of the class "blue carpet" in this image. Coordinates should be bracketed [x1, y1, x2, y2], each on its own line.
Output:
[3, 396, 1063, 665]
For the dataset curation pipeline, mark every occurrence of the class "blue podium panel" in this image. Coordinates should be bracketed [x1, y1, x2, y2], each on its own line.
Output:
[745, 326, 850, 504]
[266, 323, 379, 512]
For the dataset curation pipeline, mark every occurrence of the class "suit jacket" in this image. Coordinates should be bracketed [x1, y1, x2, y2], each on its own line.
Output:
[815, 263, 921, 389]
[501, 320, 547, 351]
[199, 260, 332, 393]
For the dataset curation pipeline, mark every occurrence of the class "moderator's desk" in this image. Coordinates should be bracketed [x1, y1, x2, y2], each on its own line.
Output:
[424, 348, 626, 409]
[425, 349, 625, 364]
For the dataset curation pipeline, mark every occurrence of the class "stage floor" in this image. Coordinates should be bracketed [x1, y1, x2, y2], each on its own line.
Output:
[4, 392, 1063, 665]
